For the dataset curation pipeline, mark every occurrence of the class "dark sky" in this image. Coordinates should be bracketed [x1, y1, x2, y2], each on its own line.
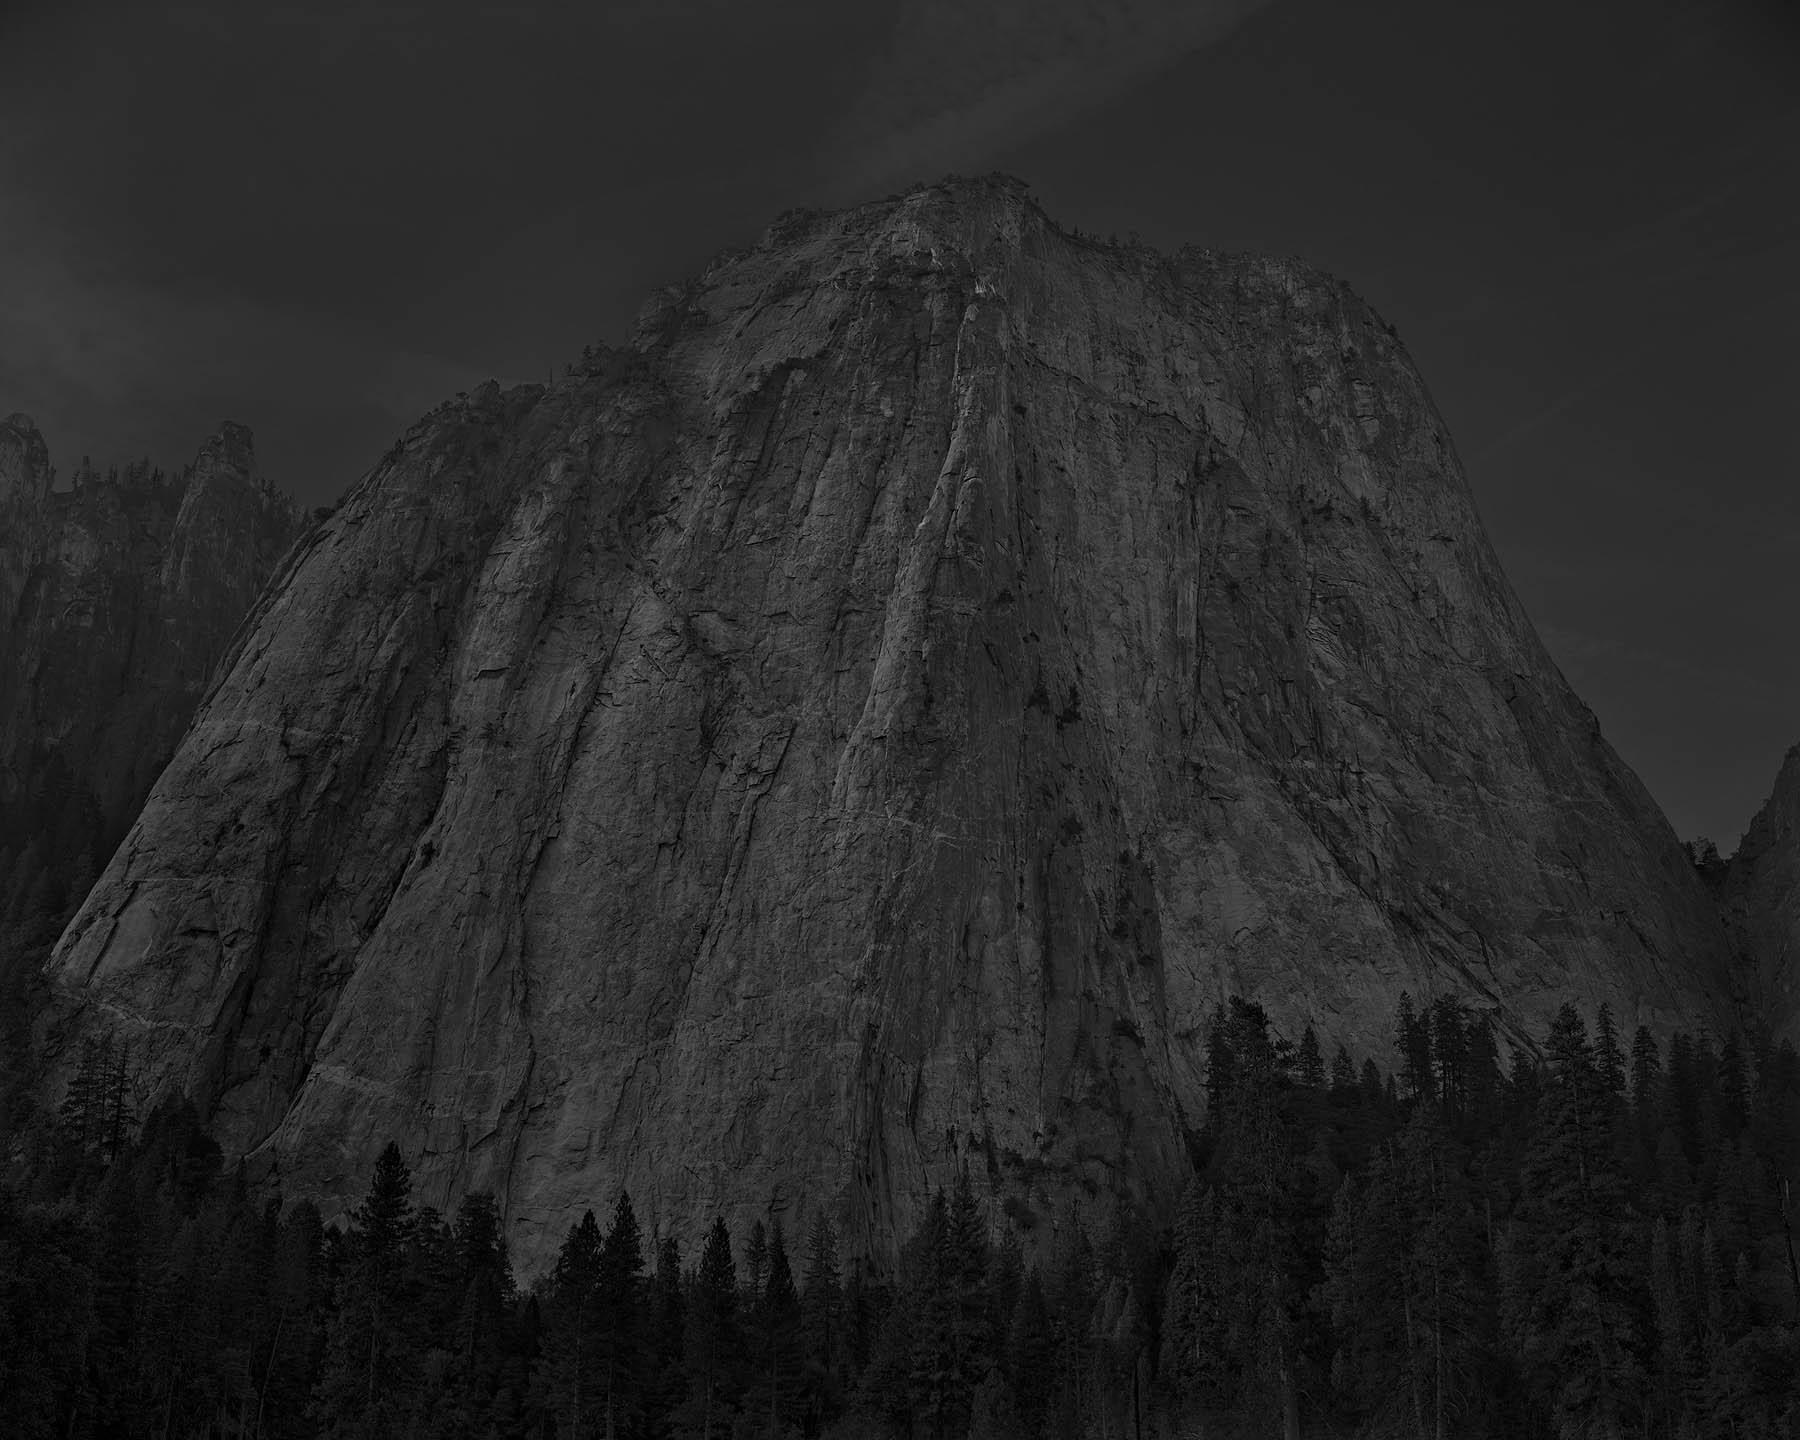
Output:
[3, 0, 1797, 850]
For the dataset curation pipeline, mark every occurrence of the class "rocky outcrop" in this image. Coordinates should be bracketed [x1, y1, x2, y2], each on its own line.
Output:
[45, 176, 1742, 1270]
[1719, 749, 1800, 1044]
[0, 416, 303, 875]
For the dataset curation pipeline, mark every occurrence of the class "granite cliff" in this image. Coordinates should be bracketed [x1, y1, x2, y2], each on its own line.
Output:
[44, 176, 1744, 1267]
[1720, 748, 1800, 1045]
[1, 416, 303, 909]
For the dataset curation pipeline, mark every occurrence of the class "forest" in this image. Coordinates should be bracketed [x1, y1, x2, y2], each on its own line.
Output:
[2, 991, 1798, 1439]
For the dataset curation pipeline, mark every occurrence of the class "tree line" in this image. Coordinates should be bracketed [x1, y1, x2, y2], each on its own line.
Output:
[3, 993, 1798, 1438]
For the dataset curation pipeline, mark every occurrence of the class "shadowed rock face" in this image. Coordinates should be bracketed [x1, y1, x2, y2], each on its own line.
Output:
[1720, 749, 1800, 1044]
[0, 414, 302, 854]
[46, 177, 1741, 1270]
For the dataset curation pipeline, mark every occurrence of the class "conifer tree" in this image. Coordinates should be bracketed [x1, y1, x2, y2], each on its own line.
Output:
[1505, 1006, 1648, 1437]
[646, 1233, 686, 1438]
[311, 1141, 422, 1436]
[1424, 996, 1461, 1115]
[1629, 1025, 1662, 1125]
[449, 1189, 513, 1418]
[1394, 1109, 1493, 1435]
[537, 1208, 605, 1438]
[597, 1191, 645, 1439]
[1006, 1269, 1053, 1437]
[754, 1218, 803, 1438]
[685, 1216, 742, 1440]
[1666, 1032, 1701, 1159]
[1158, 1182, 1231, 1411]
[944, 1167, 994, 1427]
[1360, 1056, 1386, 1109]
[1396, 991, 1434, 1104]
[988, 1225, 1023, 1366]
[798, 1212, 842, 1431]
[1593, 1003, 1626, 1103]
[1295, 1026, 1325, 1090]
[1321, 1170, 1396, 1420]
[1716, 1033, 1749, 1139]
[1047, 1218, 1098, 1440]
[743, 1218, 769, 1307]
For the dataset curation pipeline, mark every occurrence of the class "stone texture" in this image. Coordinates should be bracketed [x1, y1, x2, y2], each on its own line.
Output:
[45, 176, 1744, 1271]
[1719, 748, 1800, 1044]
[0, 416, 303, 849]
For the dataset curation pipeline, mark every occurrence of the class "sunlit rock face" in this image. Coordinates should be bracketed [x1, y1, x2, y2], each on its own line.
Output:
[1720, 748, 1800, 1045]
[0, 414, 302, 854]
[45, 176, 1742, 1270]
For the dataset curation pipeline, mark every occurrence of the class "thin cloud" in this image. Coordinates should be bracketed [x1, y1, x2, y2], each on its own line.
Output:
[824, 0, 1274, 194]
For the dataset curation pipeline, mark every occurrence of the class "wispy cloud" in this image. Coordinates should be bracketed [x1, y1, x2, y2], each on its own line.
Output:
[823, 0, 1274, 194]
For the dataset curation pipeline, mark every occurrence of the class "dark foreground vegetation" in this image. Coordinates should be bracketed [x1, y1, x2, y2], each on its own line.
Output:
[3, 994, 1798, 1439]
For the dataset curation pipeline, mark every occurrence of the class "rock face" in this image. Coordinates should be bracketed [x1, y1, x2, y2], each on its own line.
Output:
[1720, 748, 1800, 1044]
[1, 415, 303, 876]
[46, 177, 1742, 1269]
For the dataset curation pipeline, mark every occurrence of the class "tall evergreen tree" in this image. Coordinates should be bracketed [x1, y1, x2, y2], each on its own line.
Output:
[753, 1218, 803, 1438]
[1593, 1004, 1626, 1103]
[311, 1141, 422, 1437]
[1396, 991, 1434, 1104]
[1295, 1026, 1325, 1090]
[646, 1233, 686, 1439]
[798, 1212, 842, 1433]
[537, 1208, 606, 1438]
[1006, 1269, 1053, 1438]
[597, 1191, 645, 1439]
[1159, 1182, 1231, 1411]
[685, 1216, 742, 1440]
[1628, 1026, 1662, 1122]
[1504, 1006, 1648, 1438]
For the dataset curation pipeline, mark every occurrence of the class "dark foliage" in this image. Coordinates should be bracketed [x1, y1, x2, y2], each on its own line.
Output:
[2, 996, 1796, 1437]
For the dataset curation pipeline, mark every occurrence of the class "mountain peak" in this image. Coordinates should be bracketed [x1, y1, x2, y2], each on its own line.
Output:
[43, 184, 1741, 1269]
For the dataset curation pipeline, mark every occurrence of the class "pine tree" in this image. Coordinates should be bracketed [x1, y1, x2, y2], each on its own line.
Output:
[743, 1218, 769, 1307]
[988, 1225, 1023, 1368]
[1295, 1026, 1325, 1090]
[646, 1234, 685, 1438]
[754, 1218, 803, 1438]
[536, 1208, 605, 1438]
[1159, 1182, 1231, 1412]
[1394, 1109, 1494, 1436]
[1396, 991, 1434, 1104]
[1505, 1005, 1648, 1438]
[1593, 1004, 1627, 1104]
[1321, 1170, 1397, 1420]
[1329, 1044, 1357, 1098]
[1047, 1219, 1098, 1440]
[798, 1212, 842, 1432]
[449, 1189, 513, 1423]
[1006, 1269, 1053, 1437]
[311, 1141, 422, 1436]
[905, 1188, 958, 1437]
[1204, 1003, 1235, 1125]
[1666, 1032, 1701, 1161]
[685, 1216, 742, 1440]
[1629, 1026, 1662, 1116]
[943, 1169, 994, 1436]
[597, 1192, 644, 1439]
[1716, 1033, 1749, 1139]
[1360, 1056, 1386, 1109]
